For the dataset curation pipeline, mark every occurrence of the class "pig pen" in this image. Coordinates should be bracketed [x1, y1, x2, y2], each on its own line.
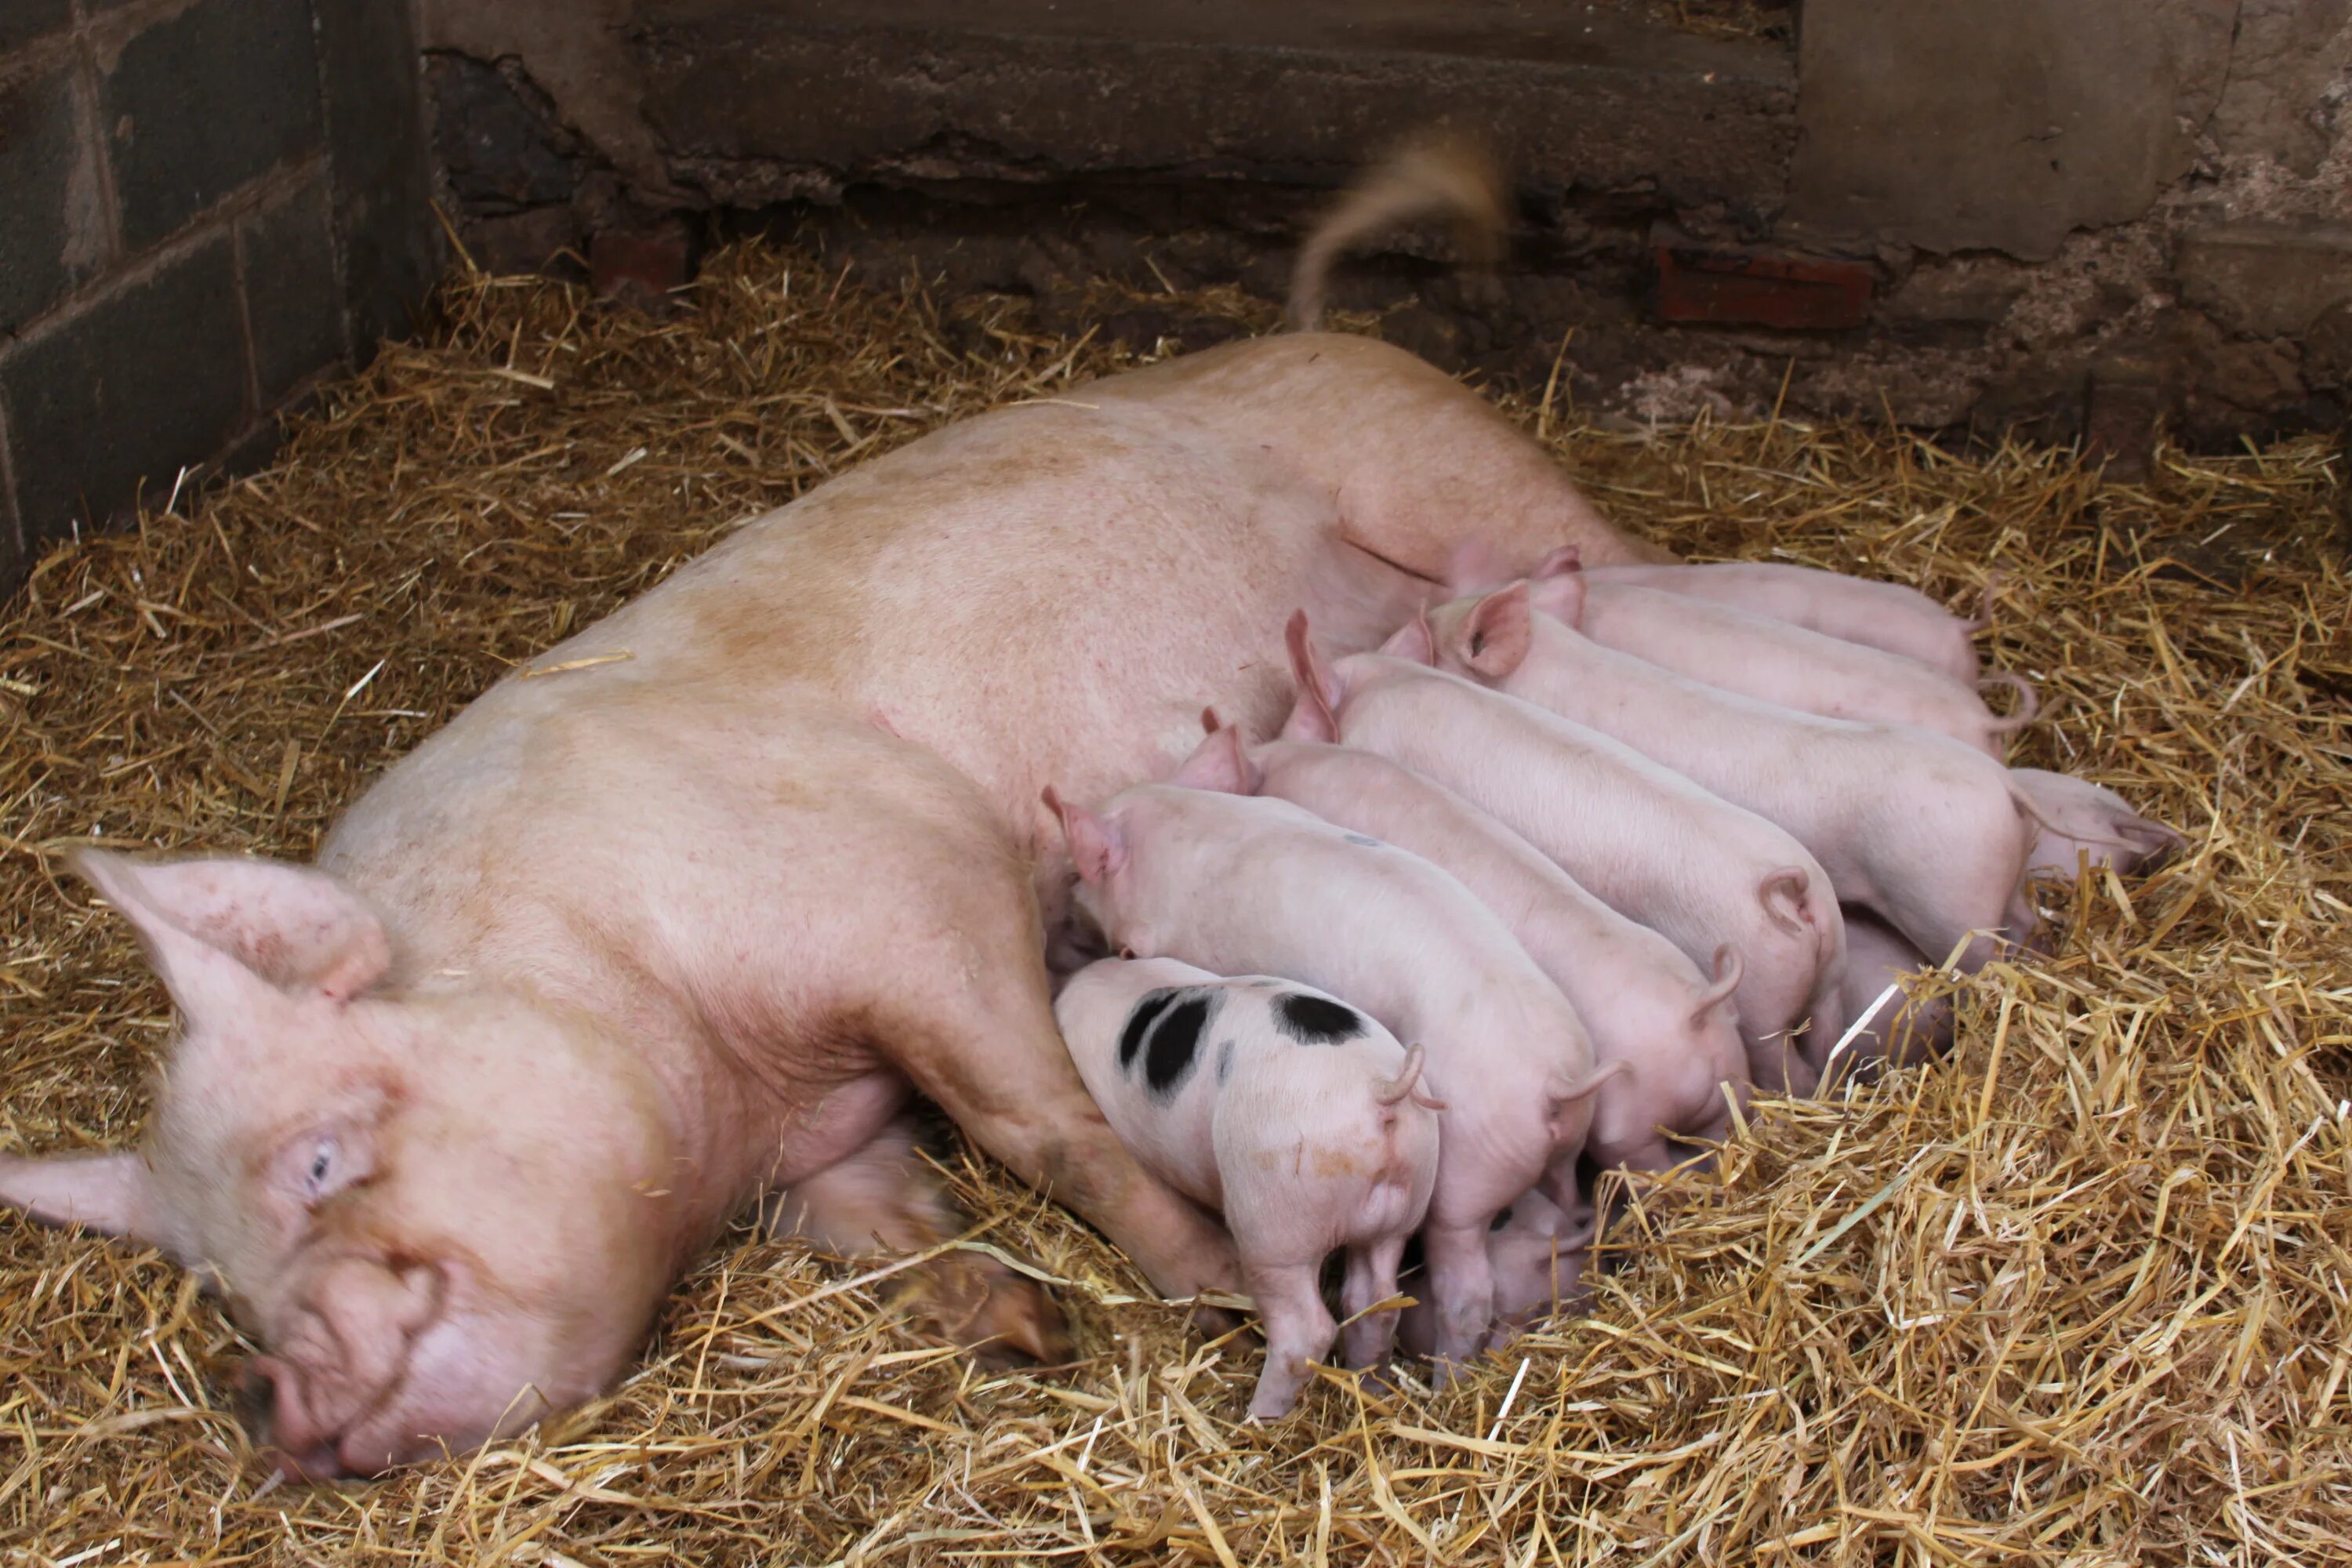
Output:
[1, 246, 2347, 1565]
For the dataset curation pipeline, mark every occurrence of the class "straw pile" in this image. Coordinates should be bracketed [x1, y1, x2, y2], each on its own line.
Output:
[2, 244, 2346, 1566]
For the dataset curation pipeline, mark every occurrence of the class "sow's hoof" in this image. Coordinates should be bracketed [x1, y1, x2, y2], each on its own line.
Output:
[893, 1252, 1071, 1367]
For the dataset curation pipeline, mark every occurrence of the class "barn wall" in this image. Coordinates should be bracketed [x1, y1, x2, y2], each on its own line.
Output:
[414, 0, 2352, 466]
[0, 0, 441, 593]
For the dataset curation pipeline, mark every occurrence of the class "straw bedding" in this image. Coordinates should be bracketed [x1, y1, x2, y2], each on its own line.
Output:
[2, 245, 2346, 1566]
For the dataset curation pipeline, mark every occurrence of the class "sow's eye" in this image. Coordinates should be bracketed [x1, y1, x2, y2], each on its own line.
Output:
[270, 1124, 375, 1208]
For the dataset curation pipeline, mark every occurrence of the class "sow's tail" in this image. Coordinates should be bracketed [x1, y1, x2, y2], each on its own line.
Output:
[1287, 131, 1510, 332]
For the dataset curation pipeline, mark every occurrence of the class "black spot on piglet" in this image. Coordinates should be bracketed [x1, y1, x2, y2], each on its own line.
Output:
[1145, 996, 1211, 1094]
[1344, 833, 1381, 848]
[1273, 991, 1365, 1044]
[1120, 989, 1181, 1072]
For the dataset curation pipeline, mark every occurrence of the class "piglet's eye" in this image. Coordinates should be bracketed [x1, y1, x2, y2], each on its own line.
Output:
[303, 1141, 336, 1197]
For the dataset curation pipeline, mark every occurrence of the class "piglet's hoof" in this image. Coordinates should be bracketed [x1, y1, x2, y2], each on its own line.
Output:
[1190, 1301, 1244, 1338]
[894, 1253, 1071, 1367]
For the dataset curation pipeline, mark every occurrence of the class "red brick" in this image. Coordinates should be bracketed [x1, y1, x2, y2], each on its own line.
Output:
[1651, 225, 1875, 331]
[590, 219, 698, 305]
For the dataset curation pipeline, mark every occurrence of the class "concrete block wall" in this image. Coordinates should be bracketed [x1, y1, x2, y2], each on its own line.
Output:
[412, 0, 2352, 459]
[0, 0, 441, 593]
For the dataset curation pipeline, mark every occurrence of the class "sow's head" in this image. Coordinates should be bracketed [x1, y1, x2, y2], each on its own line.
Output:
[0, 851, 685, 1477]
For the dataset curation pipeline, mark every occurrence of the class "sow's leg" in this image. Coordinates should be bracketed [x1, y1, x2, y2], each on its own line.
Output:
[864, 818, 1244, 1312]
[773, 1113, 1068, 1365]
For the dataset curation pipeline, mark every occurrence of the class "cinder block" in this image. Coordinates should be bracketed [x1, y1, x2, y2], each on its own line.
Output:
[0, 410, 20, 588]
[0, 0, 72, 53]
[0, 234, 250, 545]
[0, 60, 105, 334]
[1651, 225, 1875, 330]
[2176, 221, 2352, 339]
[101, 0, 325, 249]
[240, 176, 349, 405]
[316, 0, 442, 354]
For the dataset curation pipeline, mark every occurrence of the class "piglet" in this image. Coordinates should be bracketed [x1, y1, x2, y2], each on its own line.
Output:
[1283, 615, 1846, 1094]
[1557, 557, 1993, 684]
[1047, 771, 1617, 1370]
[2009, 768, 2187, 880]
[1185, 720, 1750, 1174]
[1055, 957, 1441, 1417]
[1824, 910, 1955, 1075]
[1562, 575, 2035, 760]
[1398, 1188, 1597, 1359]
[1409, 579, 2042, 975]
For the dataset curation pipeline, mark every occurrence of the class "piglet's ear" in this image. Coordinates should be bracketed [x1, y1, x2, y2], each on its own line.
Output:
[1171, 724, 1259, 796]
[1283, 611, 1345, 743]
[1044, 789, 1127, 884]
[1523, 567, 1588, 629]
[1530, 545, 1582, 579]
[1378, 605, 1436, 666]
[70, 850, 392, 1012]
[1453, 583, 1534, 679]
[0, 1150, 180, 1255]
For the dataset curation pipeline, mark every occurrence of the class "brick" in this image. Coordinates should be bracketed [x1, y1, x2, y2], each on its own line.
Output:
[315, 0, 442, 354]
[0, 234, 250, 546]
[0, 60, 107, 334]
[1651, 226, 1875, 331]
[239, 176, 348, 406]
[0, 0, 72, 53]
[2175, 220, 2352, 339]
[101, 0, 326, 250]
[590, 219, 699, 305]
[473, 205, 583, 276]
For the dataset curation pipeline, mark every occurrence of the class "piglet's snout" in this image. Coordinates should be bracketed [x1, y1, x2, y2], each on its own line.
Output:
[243, 1256, 448, 1479]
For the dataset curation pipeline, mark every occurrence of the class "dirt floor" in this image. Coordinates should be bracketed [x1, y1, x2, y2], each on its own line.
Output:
[1, 245, 2347, 1564]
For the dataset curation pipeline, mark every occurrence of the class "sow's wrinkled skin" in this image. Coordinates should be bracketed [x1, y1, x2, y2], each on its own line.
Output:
[1182, 722, 1750, 1174]
[0, 328, 1661, 1474]
[1054, 958, 1440, 1417]
[1570, 561, 1988, 684]
[1050, 774, 1614, 1371]
[1417, 579, 2043, 977]
[1557, 569, 2034, 760]
[1283, 619, 1846, 1095]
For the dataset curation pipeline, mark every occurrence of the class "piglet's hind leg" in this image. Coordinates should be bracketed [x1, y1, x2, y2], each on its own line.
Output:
[1420, 1220, 1500, 1380]
[1244, 1260, 1338, 1421]
[1338, 1236, 1410, 1372]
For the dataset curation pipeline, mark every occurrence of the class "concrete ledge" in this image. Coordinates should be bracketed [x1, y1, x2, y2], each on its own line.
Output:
[434, 0, 1797, 214]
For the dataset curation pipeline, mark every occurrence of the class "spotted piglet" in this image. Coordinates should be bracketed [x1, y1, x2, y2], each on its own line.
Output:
[1055, 957, 1442, 1418]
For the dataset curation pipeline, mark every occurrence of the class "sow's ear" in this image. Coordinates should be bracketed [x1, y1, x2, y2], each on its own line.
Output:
[69, 849, 392, 1014]
[0, 1149, 177, 1253]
